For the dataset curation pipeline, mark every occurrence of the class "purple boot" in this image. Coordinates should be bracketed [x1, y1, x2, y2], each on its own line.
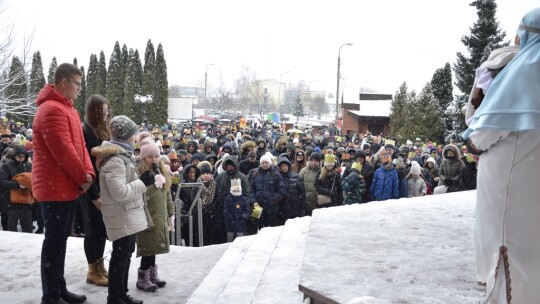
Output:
[136, 268, 158, 292]
[149, 265, 166, 288]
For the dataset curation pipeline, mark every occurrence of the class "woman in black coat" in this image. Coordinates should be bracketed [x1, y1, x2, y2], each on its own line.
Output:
[82, 95, 112, 287]
[315, 154, 343, 208]
[277, 157, 306, 224]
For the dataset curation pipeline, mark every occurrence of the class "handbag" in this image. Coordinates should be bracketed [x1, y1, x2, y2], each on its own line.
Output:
[10, 188, 35, 205]
[317, 175, 336, 205]
[251, 203, 263, 219]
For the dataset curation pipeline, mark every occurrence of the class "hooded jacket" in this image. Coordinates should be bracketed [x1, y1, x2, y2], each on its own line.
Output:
[215, 156, 250, 204]
[91, 141, 148, 242]
[438, 144, 466, 192]
[32, 84, 95, 201]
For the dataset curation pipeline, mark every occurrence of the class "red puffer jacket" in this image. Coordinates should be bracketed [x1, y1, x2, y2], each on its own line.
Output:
[31, 84, 95, 202]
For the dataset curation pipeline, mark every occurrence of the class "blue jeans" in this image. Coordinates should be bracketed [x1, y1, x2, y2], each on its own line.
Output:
[40, 201, 77, 303]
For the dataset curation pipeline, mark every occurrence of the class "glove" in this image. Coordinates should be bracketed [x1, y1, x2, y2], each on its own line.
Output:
[445, 178, 454, 186]
[168, 215, 175, 232]
[140, 171, 155, 187]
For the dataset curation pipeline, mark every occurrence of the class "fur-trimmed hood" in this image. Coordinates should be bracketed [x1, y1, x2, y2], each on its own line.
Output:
[91, 141, 132, 171]
[240, 140, 257, 154]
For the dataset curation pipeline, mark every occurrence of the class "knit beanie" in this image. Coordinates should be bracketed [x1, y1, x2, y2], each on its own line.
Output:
[138, 132, 160, 160]
[309, 152, 321, 162]
[260, 152, 274, 165]
[110, 115, 138, 141]
[410, 161, 421, 176]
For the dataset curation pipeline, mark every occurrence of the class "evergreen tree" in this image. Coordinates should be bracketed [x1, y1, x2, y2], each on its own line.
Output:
[107, 42, 124, 115]
[123, 48, 143, 122]
[411, 83, 445, 143]
[73, 58, 78, 66]
[75, 66, 87, 119]
[142, 40, 155, 125]
[47, 57, 57, 84]
[29, 51, 46, 99]
[6, 56, 28, 122]
[431, 62, 454, 138]
[292, 95, 304, 121]
[454, 0, 508, 94]
[96, 51, 107, 96]
[150, 43, 168, 126]
[86, 54, 98, 97]
[389, 82, 409, 142]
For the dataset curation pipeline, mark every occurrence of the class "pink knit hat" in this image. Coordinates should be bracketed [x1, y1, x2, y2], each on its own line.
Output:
[139, 132, 160, 160]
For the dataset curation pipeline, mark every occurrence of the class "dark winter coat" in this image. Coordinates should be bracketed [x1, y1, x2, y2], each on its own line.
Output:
[370, 164, 399, 201]
[280, 167, 306, 219]
[249, 166, 286, 208]
[0, 150, 32, 209]
[341, 170, 366, 204]
[438, 144, 466, 193]
[83, 123, 105, 201]
[239, 159, 260, 176]
[223, 194, 251, 233]
[315, 169, 343, 207]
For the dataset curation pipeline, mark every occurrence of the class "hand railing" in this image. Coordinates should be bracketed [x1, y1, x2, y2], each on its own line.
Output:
[172, 182, 205, 247]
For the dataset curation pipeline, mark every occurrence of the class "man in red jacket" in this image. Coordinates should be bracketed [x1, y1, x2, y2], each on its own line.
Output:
[33, 63, 95, 304]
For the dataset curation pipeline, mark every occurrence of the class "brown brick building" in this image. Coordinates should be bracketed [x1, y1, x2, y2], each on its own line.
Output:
[341, 93, 392, 137]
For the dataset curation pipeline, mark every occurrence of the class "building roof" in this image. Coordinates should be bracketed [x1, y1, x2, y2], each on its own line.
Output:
[343, 91, 392, 118]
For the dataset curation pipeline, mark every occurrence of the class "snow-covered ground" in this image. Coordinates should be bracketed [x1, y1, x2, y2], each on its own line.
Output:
[0, 190, 486, 304]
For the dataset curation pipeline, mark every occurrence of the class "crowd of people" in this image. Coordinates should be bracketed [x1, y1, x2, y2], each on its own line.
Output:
[0, 64, 479, 304]
[5, 8, 540, 302]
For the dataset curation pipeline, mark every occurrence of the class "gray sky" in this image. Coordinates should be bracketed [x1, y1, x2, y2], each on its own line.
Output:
[4, 0, 539, 96]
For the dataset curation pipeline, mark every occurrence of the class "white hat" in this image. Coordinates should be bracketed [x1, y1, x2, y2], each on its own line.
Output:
[260, 152, 274, 165]
[410, 161, 421, 176]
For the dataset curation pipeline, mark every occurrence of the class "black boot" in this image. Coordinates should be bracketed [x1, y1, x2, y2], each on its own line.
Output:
[41, 298, 69, 304]
[123, 295, 143, 304]
[61, 290, 87, 304]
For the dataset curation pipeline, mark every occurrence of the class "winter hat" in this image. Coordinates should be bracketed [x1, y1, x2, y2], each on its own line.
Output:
[426, 157, 436, 165]
[138, 132, 160, 160]
[197, 161, 213, 175]
[230, 178, 242, 196]
[110, 115, 138, 141]
[362, 143, 371, 150]
[384, 144, 395, 151]
[410, 161, 421, 176]
[260, 152, 274, 165]
[309, 152, 321, 162]
[341, 153, 350, 161]
[351, 162, 363, 173]
[191, 153, 204, 162]
[248, 150, 257, 158]
[177, 149, 188, 156]
[168, 150, 178, 160]
[324, 154, 337, 166]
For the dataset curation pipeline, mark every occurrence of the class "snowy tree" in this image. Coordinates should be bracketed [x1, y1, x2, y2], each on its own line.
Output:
[123, 48, 143, 122]
[411, 83, 445, 143]
[5, 56, 30, 122]
[29, 51, 45, 100]
[47, 57, 57, 84]
[149, 43, 168, 126]
[74, 66, 87, 119]
[96, 51, 107, 96]
[389, 82, 416, 143]
[292, 95, 304, 120]
[431, 62, 453, 137]
[454, 0, 508, 95]
[142, 40, 156, 125]
[86, 54, 98, 97]
[107, 42, 124, 115]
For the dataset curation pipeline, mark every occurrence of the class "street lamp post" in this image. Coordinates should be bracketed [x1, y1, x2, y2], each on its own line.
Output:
[133, 94, 154, 126]
[204, 64, 215, 116]
[335, 43, 353, 121]
[278, 71, 289, 115]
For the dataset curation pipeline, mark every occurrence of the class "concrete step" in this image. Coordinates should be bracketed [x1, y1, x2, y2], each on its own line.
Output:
[215, 226, 284, 304]
[251, 216, 312, 304]
[298, 191, 484, 304]
[186, 234, 257, 304]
